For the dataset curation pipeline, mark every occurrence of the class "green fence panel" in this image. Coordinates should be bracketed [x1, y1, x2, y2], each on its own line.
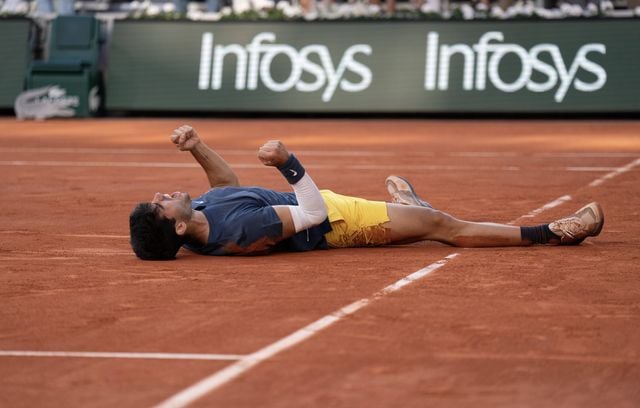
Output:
[106, 19, 640, 113]
[0, 18, 32, 109]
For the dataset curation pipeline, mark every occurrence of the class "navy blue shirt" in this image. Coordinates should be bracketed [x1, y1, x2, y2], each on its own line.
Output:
[184, 186, 332, 256]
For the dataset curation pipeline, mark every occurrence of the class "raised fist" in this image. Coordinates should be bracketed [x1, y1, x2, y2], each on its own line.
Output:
[258, 140, 290, 167]
[170, 125, 201, 151]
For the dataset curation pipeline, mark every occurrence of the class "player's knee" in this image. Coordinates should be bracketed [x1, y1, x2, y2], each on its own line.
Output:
[421, 209, 463, 243]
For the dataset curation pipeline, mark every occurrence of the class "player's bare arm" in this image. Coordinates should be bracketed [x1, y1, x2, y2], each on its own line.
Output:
[171, 125, 240, 188]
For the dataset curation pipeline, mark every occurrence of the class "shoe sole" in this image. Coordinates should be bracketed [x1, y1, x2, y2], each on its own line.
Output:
[385, 175, 431, 208]
[584, 201, 605, 237]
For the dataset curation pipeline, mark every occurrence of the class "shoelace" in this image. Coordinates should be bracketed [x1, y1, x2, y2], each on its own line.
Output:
[554, 218, 585, 239]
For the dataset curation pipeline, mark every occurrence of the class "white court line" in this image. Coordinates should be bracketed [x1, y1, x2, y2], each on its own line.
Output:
[589, 157, 640, 187]
[0, 160, 200, 168]
[566, 167, 619, 172]
[153, 156, 640, 408]
[0, 351, 245, 361]
[510, 157, 638, 221]
[516, 195, 573, 221]
[534, 152, 640, 158]
[437, 351, 639, 364]
[347, 164, 522, 171]
[0, 257, 79, 261]
[448, 152, 519, 157]
[153, 254, 460, 408]
[0, 147, 169, 154]
[61, 234, 129, 239]
[0, 231, 129, 239]
[3, 160, 639, 174]
[2, 147, 638, 159]
[0, 160, 520, 172]
[0, 147, 397, 157]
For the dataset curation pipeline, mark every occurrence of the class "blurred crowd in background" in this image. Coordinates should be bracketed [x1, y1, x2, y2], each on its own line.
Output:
[1, 0, 638, 21]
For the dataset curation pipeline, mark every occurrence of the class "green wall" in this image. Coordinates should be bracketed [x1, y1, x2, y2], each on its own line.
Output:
[108, 19, 640, 113]
[0, 18, 32, 108]
[3, 18, 639, 114]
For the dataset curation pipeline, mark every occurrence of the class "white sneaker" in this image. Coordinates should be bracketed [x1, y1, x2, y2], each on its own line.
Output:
[385, 175, 432, 208]
[549, 202, 604, 245]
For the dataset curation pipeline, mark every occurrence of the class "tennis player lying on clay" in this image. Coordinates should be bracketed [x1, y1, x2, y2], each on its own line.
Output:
[129, 125, 604, 260]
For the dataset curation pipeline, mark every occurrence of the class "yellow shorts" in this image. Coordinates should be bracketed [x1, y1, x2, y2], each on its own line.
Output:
[320, 190, 391, 248]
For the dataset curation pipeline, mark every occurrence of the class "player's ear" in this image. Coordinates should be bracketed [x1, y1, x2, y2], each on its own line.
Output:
[175, 221, 187, 236]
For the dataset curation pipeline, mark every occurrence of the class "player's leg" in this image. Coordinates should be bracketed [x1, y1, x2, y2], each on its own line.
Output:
[384, 201, 604, 247]
[384, 204, 527, 247]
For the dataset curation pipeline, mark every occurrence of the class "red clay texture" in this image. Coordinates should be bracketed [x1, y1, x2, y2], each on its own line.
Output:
[0, 118, 639, 408]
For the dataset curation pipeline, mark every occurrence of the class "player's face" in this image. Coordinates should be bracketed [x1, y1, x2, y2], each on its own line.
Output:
[151, 192, 192, 221]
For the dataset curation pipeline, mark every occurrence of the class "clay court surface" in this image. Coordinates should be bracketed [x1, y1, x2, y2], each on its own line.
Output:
[1, 118, 639, 407]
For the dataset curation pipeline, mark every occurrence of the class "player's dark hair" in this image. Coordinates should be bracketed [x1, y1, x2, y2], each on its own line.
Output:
[129, 202, 185, 260]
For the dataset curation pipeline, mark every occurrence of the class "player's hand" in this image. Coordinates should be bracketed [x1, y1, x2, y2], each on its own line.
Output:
[170, 125, 201, 151]
[258, 140, 289, 167]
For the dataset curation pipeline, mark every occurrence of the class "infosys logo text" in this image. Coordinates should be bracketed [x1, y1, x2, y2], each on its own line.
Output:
[424, 31, 607, 103]
[197, 32, 372, 102]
